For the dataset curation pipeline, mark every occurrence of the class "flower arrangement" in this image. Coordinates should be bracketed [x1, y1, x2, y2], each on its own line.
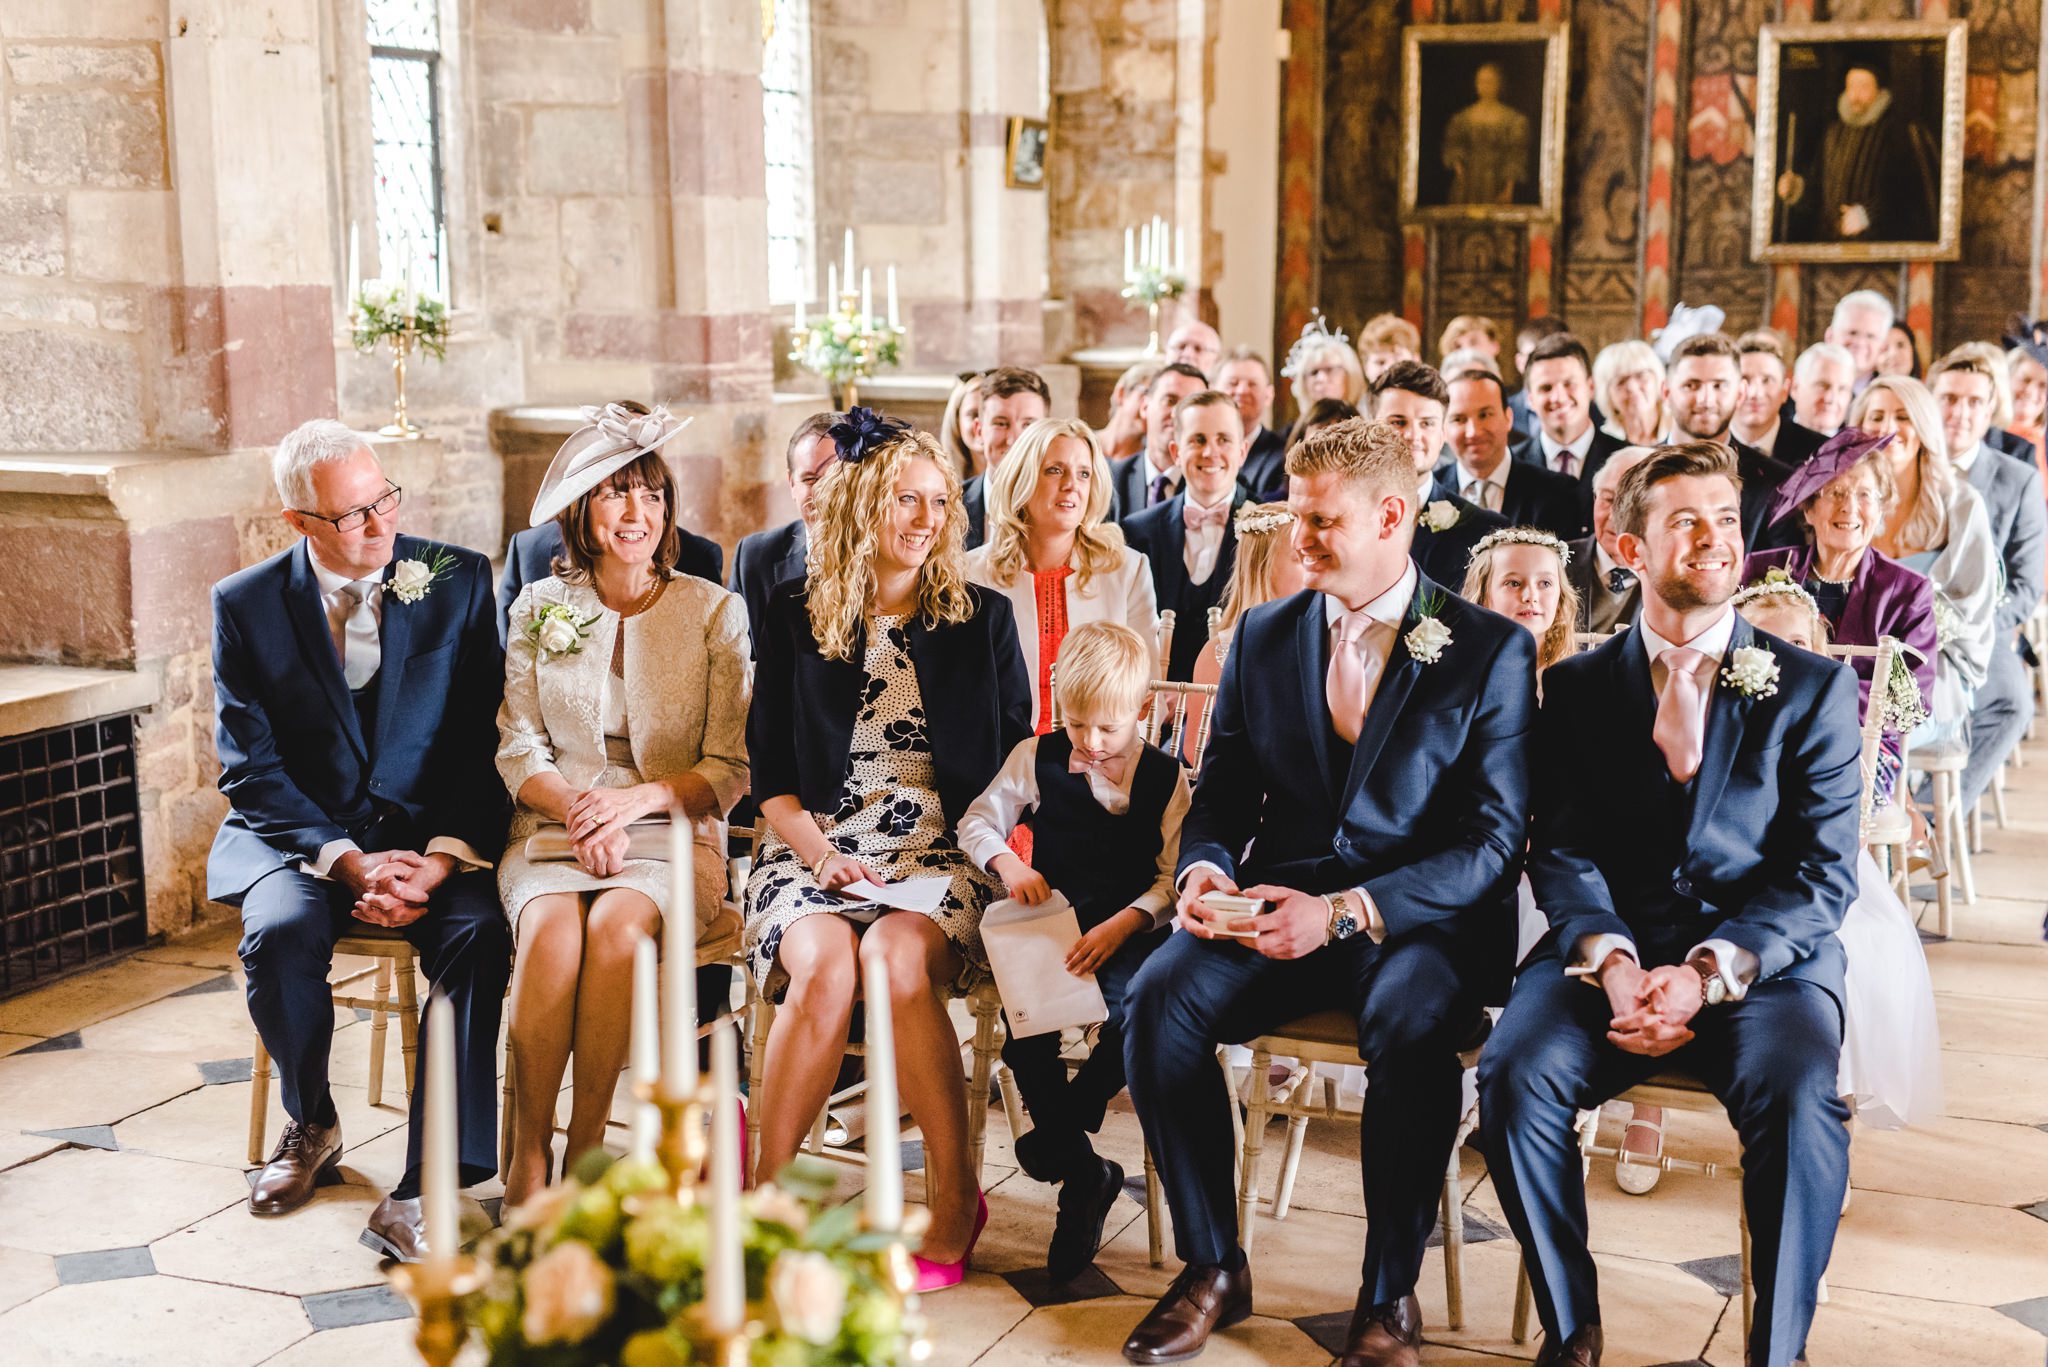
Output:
[790, 304, 902, 392]
[349, 280, 451, 360]
[1119, 262, 1187, 309]
[466, 1151, 925, 1366]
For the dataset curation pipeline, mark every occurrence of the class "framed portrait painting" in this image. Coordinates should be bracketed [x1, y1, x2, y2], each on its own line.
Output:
[1005, 117, 1049, 190]
[1401, 23, 1568, 224]
[1751, 20, 1966, 262]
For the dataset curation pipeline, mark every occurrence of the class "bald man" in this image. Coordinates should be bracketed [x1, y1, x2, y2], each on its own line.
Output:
[1166, 320, 1222, 381]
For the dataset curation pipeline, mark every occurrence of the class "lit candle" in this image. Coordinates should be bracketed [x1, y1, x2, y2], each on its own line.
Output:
[886, 265, 899, 329]
[705, 1027, 745, 1336]
[661, 821, 698, 1098]
[630, 936, 660, 1162]
[400, 234, 416, 317]
[861, 268, 872, 326]
[1138, 222, 1151, 274]
[423, 993, 457, 1263]
[842, 228, 854, 288]
[827, 262, 838, 311]
[860, 951, 902, 1230]
[1124, 225, 1134, 279]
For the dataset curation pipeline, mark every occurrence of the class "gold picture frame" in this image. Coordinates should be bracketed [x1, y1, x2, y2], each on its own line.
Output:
[1750, 20, 1966, 263]
[1005, 117, 1049, 191]
[1400, 22, 1568, 224]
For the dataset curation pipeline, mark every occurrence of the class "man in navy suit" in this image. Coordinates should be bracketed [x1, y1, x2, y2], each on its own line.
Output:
[1517, 335, 1627, 498]
[1119, 390, 1251, 682]
[1219, 347, 1288, 500]
[1110, 362, 1208, 518]
[1481, 442, 1862, 1367]
[1439, 369, 1585, 539]
[1732, 331, 1826, 471]
[210, 420, 511, 1262]
[961, 367, 1051, 548]
[730, 410, 843, 650]
[1121, 418, 1535, 1367]
[1370, 360, 1507, 585]
[1666, 333, 1802, 554]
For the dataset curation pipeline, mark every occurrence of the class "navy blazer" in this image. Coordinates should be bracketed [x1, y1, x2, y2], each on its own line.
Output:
[1528, 619, 1862, 1000]
[729, 519, 808, 654]
[1239, 424, 1290, 502]
[207, 535, 508, 904]
[748, 580, 1033, 831]
[1109, 451, 1172, 522]
[961, 475, 990, 551]
[496, 521, 724, 645]
[1182, 580, 1537, 998]
[1767, 419, 1826, 472]
[1120, 487, 1251, 681]
[1433, 460, 1586, 540]
[1961, 444, 2047, 636]
[1412, 494, 1508, 587]
[1735, 438, 1805, 555]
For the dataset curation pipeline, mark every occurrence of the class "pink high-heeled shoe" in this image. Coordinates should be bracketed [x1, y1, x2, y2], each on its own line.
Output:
[911, 1192, 988, 1293]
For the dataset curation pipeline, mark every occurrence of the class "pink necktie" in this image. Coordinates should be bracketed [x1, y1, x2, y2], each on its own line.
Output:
[1326, 609, 1377, 744]
[1653, 646, 1708, 782]
[1183, 501, 1229, 532]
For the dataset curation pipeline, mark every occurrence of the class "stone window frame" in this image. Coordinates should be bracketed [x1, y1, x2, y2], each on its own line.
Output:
[762, 0, 819, 308]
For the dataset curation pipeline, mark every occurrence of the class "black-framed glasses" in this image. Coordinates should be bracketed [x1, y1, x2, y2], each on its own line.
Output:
[297, 485, 402, 533]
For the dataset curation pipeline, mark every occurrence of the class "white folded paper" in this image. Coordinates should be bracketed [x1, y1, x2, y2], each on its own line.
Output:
[837, 875, 950, 916]
[981, 892, 1108, 1039]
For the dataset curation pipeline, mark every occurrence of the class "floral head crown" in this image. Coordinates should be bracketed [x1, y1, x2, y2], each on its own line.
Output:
[1731, 566, 1821, 617]
[1281, 311, 1350, 380]
[1467, 526, 1572, 568]
[826, 405, 911, 465]
[1234, 504, 1296, 537]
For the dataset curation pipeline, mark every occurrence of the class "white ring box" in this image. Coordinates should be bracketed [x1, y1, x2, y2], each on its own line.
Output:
[1200, 891, 1266, 938]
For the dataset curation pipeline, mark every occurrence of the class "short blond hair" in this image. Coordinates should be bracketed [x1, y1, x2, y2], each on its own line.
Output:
[1360, 313, 1421, 356]
[1285, 416, 1413, 499]
[1054, 621, 1151, 721]
[1935, 343, 2014, 429]
[1437, 314, 1501, 360]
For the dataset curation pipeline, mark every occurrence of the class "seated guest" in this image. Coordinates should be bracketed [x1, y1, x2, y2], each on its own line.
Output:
[1826, 289, 1894, 394]
[1111, 361, 1209, 517]
[744, 410, 1031, 1291]
[1437, 313, 1502, 366]
[1219, 347, 1288, 499]
[1791, 342, 1857, 437]
[1949, 339, 2037, 467]
[1733, 331, 1825, 468]
[213, 419, 509, 1260]
[495, 406, 752, 1206]
[941, 370, 986, 482]
[1930, 349, 2046, 812]
[1370, 359, 1508, 584]
[2003, 325, 2048, 479]
[496, 400, 722, 643]
[1877, 321, 1922, 380]
[730, 411, 843, 650]
[1481, 443, 1863, 1367]
[1463, 527, 1580, 677]
[1100, 358, 1165, 465]
[1856, 375, 2001, 748]
[1566, 446, 1653, 634]
[1121, 417, 1534, 1367]
[1357, 313, 1420, 385]
[1520, 333, 1625, 486]
[1285, 397, 1360, 456]
[963, 366, 1052, 549]
[1508, 316, 1571, 439]
[1282, 313, 1368, 417]
[1166, 317, 1223, 380]
[1592, 340, 1669, 449]
[968, 418, 1158, 730]
[1439, 369, 1584, 539]
[1665, 332, 1800, 552]
[1187, 502, 1305, 761]
[957, 622, 1191, 1283]
[1120, 390, 1251, 682]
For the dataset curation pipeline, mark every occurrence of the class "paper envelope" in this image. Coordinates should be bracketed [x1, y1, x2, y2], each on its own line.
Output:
[980, 891, 1108, 1039]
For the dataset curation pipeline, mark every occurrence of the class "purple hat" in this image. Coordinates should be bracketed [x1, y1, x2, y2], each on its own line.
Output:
[1769, 427, 1893, 526]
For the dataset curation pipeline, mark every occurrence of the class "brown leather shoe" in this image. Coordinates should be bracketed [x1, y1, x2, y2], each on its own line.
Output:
[358, 1194, 429, 1263]
[1535, 1323, 1603, 1367]
[1336, 1291, 1423, 1367]
[249, 1118, 342, 1217]
[1122, 1262, 1254, 1364]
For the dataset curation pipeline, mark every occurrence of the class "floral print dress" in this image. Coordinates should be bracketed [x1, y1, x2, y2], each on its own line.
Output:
[742, 614, 1000, 998]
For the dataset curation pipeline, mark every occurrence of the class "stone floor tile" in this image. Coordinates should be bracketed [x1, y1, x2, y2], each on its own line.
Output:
[1937, 1048, 2048, 1125]
[26, 1123, 119, 1151]
[260, 1315, 422, 1365]
[1464, 1164, 1742, 1271]
[0, 959, 220, 1037]
[150, 1183, 393, 1296]
[298, 1282, 410, 1330]
[999, 1261, 1124, 1306]
[0, 1133, 64, 1173]
[0, 1031, 42, 1057]
[1700, 1284, 2045, 1364]
[0, 1147, 250, 1256]
[971, 1165, 1149, 1278]
[52, 1245, 155, 1284]
[915, 1271, 1036, 1366]
[77, 981, 261, 1060]
[1941, 894, 2048, 946]
[1827, 1188, 2048, 1306]
[974, 1299, 1330, 1365]
[1933, 992, 2048, 1057]
[0, 1245, 57, 1315]
[0, 1045, 202, 1133]
[0, 1274, 310, 1367]
[1848, 1114, 2048, 1207]
[115, 1078, 402, 1172]
[133, 920, 242, 970]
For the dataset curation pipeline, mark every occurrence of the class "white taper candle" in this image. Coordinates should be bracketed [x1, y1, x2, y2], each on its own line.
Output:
[661, 821, 698, 1098]
[630, 936, 660, 1162]
[423, 993, 458, 1263]
[886, 265, 899, 329]
[860, 951, 902, 1230]
[705, 1027, 745, 1335]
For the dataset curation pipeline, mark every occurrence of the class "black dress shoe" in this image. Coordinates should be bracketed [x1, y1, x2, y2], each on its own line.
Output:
[1336, 1291, 1423, 1367]
[249, 1119, 343, 1217]
[359, 1194, 429, 1263]
[1535, 1323, 1603, 1367]
[1048, 1157, 1124, 1283]
[1122, 1261, 1253, 1364]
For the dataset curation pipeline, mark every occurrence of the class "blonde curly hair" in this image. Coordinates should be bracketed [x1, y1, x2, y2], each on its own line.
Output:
[980, 418, 1128, 593]
[805, 427, 975, 661]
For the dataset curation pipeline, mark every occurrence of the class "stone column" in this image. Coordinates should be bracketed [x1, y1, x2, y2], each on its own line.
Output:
[961, 0, 1050, 363]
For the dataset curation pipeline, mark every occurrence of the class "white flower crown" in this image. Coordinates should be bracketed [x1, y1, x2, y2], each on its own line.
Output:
[1234, 504, 1296, 537]
[1467, 526, 1573, 568]
[1280, 310, 1351, 380]
[1730, 573, 1821, 618]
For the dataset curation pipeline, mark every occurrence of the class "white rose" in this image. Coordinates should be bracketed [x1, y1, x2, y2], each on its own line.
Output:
[506, 1179, 578, 1235]
[1725, 645, 1780, 697]
[1421, 500, 1460, 533]
[535, 613, 581, 657]
[746, 1183, 810, 1234]
[769, 1250, 848, 1346]
[1406, 616, 1453, 664]
[832, 320, 854, 343]
[520, 1240, 615, 1346]
[389, 559, 433, 604]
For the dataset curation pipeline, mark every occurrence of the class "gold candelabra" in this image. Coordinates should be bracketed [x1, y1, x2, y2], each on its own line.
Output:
[787, 285, 905, 411]
[378, 324, 422, 439]
[388, 1254, 486, 1367]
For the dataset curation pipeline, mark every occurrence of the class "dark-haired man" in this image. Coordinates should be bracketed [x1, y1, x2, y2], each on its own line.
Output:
[1370, 360, 1506, 584]
[962, 366, 1052, 548]
[1111, 362, 1209, 516]
[1438, 369, 1585, 540]
[1664, 333, 1800, 552]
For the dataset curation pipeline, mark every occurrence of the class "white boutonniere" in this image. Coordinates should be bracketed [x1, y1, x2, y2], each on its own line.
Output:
[528, 602, 601, 661]
[388, 546, 457, 605]
[1721, 645, 1780, 699]
[1419, 500, 1461, 533]
[1405, 591, 1453, 664]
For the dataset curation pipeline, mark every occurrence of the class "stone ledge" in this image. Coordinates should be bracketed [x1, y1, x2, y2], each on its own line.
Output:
[0, 663, 161, 739]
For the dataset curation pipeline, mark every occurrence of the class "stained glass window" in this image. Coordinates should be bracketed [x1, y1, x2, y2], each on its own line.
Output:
[366, 0, 446, 297]
[762, 0, 815, 306]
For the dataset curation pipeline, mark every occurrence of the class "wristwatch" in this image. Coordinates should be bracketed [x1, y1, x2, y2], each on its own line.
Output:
[1687, 956, 1728, 1007]
[1325, 892, 1359, 944]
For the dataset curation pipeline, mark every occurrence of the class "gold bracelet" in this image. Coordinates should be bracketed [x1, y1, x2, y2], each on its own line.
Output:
[811, 851, 834, 881]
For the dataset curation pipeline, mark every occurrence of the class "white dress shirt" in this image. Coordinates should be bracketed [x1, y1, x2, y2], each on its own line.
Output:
[1539, 422, 1597, 478]
[958, 735, 1192, 928]
[1740, 419, 1782, 461]
[304, 551, 491, 880]
[1182, 486, 1234, 585]
[1950, 440, 1986, 476]
[1456, 459, 1510, 513]
[1143, 448, 1182, 503]
[1563, 607, 1758, 999]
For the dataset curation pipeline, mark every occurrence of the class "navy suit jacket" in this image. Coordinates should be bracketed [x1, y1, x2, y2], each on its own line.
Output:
[1731, 438, 1805, 555]
[962, 475, 990, 550]
[1767, 419, 1827, 472]
[1110, 451, 1174, 522]
[1434, 460, 1586, 540]
[748, 580, 1033, 831]
[1961, 444, 2048, 637]
[1239, 424, 1290, 502]
[1181, 580, 1537, 999]
[729, 519, 808, 653]
[1411, 494, 1507, 586]
[1527, 619, 1862, 1000]
[496, 521, 723, 645]
[1120, 487, 1251, 681]
[207, 535, 508, 904]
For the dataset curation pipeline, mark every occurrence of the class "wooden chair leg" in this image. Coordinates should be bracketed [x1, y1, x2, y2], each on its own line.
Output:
[366, 958, 392, 1107]
[1236, 1046, 1272, 1253]
[396, 958, 420, 1097]
[1511, 1257, 1533, 1343]
[248, 1032, 272, 1164]
[968, 993, 1000, 1183]
[1143, 1141, 1164, 1268]
[500, 1031, 517, 1175]
[1222, 1049, 1245, 1195]
[1441, 1136, 1466, 1331]
[1739, 1195, 1754, 1338]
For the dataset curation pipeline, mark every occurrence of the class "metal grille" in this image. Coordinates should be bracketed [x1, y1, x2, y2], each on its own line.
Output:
[762, 0, 815, 306]
[0, 716, 146, 998]
[369, 0, 446, 297]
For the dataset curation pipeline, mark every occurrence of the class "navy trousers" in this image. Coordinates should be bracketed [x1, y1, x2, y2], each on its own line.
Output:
[1124, 926, 1479, 1300]
[1478, 959, 1849, 1367]
[1964, 641, 2033, 811]
[238, 867, 512, 1196]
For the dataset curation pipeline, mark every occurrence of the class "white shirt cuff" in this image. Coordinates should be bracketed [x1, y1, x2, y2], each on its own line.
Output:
[425, 837, 494, 872]
[1348, 888, 1387, 944]
[1686, 938, 1759, 1001]
[301, 839, 361, 880]
[961, 830, 1013, 875]
[1565, 932, 1638, 981]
